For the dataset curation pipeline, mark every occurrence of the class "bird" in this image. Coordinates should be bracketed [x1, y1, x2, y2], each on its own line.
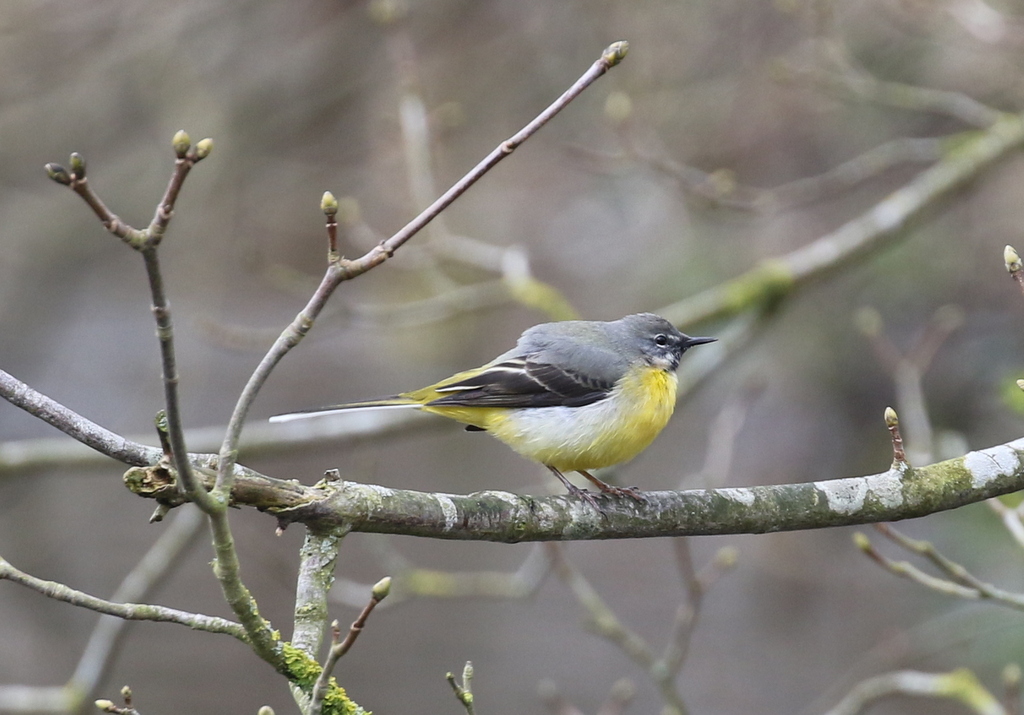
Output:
[270, 313, 716, 507]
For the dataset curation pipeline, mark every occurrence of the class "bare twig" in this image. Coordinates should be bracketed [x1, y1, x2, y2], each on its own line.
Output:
[607, 135, 942, 212]
[309, 577, 390, 715]
[0, 555, 246, 639]
[45, 135, 213, 508]
[988, 498, 1024, 550]
[0, 509, 204, 712]
[821, 668, 1006, 715]
[660, 114, 1024, 328]
[0, 368, 161, 468]
[884, 407, 907, 466]
[786, 42, 1004, 128]
[856, 305, 964, 464]
[0, 396, 434, 475]
[547, 544, 689, 715]
[331, 541, 551, 606]
[691, 379, 765, 488]
[69, 507, 206, 707]
[45, 135, 286, 671]
[446, 662, 476, 715]
[855, 525, 1024, 610]
[660, 542, 737, 678]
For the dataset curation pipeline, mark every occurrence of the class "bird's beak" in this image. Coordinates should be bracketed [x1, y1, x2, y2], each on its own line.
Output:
[683, 335, 717, 348]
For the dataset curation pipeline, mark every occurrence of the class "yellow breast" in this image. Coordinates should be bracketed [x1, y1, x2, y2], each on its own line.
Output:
[476, 366, 678, 472]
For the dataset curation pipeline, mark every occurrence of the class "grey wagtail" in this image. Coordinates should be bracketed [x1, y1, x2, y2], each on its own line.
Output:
[270, 313, 716, 506]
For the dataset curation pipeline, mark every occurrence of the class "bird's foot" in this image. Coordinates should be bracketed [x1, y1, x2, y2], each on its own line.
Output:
[547, 466, 605, 511]
[578, 470, 647, 503]
[563, 482, 605, 511]
[596, 484, 647, 503]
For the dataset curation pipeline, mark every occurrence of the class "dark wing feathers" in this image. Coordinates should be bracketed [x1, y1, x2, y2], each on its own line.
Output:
[427, 357, 613, 409]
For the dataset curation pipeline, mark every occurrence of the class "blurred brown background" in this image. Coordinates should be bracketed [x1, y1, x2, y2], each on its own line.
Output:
[4, 1, 1024, 713]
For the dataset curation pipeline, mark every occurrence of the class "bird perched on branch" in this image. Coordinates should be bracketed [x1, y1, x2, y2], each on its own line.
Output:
[271, 313, 716, 508]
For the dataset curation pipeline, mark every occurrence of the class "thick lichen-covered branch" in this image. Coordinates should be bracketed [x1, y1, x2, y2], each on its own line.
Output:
[124, 437, 1024, 542]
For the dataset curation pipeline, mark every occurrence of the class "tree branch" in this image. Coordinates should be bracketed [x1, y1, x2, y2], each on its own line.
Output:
[660, 113, 1024, 327]
[0, 555, 247, 640]
[120, 436, 1024, 541]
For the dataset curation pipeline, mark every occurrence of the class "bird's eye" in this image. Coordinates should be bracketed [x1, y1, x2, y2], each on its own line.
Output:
[654, 334, 669, 347]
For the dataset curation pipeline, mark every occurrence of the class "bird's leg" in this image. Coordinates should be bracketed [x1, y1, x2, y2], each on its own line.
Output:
[546, 466, 603, 510]
[577, 470, 646, 503]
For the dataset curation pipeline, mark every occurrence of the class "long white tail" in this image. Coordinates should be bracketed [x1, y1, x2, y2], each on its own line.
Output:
[269, 401, 419, 423]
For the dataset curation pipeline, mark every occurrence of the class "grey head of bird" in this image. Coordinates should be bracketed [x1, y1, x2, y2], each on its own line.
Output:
[505, 313, 716, 385]
[604, 313, 717, 372]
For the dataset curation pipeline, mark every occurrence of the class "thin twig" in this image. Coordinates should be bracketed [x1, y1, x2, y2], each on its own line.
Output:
[0, 368, 161, 467]
[786, 44, 1004, 128]
[660, 114, 1024, 328]
[884, 408, 908, 466]
[46, 134, 285, 670]
[309, 578, 391, 715]
[822, 669, 1006, 715]
[856, 305, 963, 464]
[0, 390, 434, 475]
[608, 135, 942, 212]
[856, 526, 1024, 610]
[446, 662, 476, 715]
[213, 42, 628, 505]
[330, 540, 551, 606]
[547, 544, 690, 715]
[69, 507, 206, 706]
[45, 136, 213, 508]
[987, 498, 1024, 550]
[0, 554, 246, 640]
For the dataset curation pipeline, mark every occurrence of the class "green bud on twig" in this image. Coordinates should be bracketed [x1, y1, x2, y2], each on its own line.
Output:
[172, 130, 191, 158]
[603, 41, 629, 67]
[884, 406, 898, 427]
[321, 191, 339, 216]
[94, 701, 114, 712]
[1005, 245, 1022, 273]
[372, 576, 392, 601]
[45, 163, 72, 185]
[195, 138, 214, 160]
[69, 152, 86, 178]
